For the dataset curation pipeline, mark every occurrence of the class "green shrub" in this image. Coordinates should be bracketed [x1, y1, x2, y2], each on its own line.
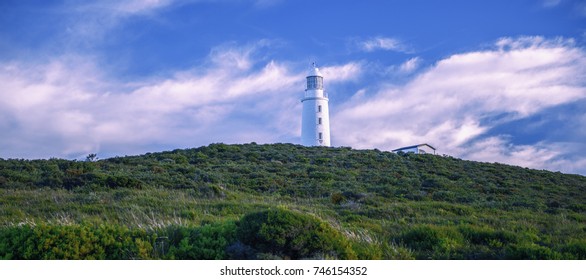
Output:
[398, 225, 464, 259]
[165, 221, 237, 260]
[106, 175, 142, 189]
[0, 224, 153, 260]
[0, 225, 35, 259]
[459, 225, 517, 247]
[505, 243, 562, 260]
[236, 208, 356, 259]
[560, 240, 586, 259]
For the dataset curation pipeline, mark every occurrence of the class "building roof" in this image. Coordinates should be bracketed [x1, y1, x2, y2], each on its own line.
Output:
[392, 143, 436, 152]
[307, 62, 322, 77]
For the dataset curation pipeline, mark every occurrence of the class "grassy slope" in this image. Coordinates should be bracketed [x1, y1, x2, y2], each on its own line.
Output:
[0, 143, 585, 259]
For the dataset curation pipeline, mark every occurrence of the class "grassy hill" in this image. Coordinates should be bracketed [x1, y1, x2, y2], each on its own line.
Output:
[1, 143, 585, 259]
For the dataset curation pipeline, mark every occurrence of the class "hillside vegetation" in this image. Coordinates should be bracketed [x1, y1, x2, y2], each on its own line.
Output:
[0, 143, 585, 259]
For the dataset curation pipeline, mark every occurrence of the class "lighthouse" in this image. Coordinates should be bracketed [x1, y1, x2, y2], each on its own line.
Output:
[301, 63, 331, 147]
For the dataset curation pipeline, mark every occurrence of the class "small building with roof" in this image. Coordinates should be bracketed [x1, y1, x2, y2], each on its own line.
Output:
[392, 143, 436, 155]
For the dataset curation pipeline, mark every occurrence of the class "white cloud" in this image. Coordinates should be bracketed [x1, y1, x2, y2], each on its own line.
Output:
[385, 57, 422, 75]
[359, 37, 411, 53]
[461, 138, 586, 175]
[0, 41, 302, 159]
[209, 40, 272, 71]
[334, 36, 586, 173]
[398, 57, 422, 73]
[320, 62, 363, 83]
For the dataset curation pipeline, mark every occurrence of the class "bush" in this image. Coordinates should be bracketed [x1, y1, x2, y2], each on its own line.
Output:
[106, 175, 142, 189]
[164, 222, 237, 260]
[505, 243, 562, 260]
[560, 240, 586, 259]
[397, 225, 464, 259]
[236, 208, 356, 259]
[452, 225, 520, 259]
[459, 225, 517, 247]
[0, 224, 153, 260]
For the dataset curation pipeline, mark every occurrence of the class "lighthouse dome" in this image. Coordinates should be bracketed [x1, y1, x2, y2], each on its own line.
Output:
[307, 63, 322, 77]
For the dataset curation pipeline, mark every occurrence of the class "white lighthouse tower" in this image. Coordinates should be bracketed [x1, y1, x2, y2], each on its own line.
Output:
[301, 63, 331, 146]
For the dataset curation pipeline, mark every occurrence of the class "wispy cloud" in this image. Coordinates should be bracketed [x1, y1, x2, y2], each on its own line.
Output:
[358, 36, 411, 53]
[0, 41, 301, 159]
[320, 62, 363, 83]
[334, 36, 586, 174]
[209, 39, 276, 70]
[398, 57, 421, 73]
[385, 57, 422, 75]
[63, 0, 183, 42]
[540, 0, 586, 17]
[112, 0, 176, 15]
[542, 0, 562, 8]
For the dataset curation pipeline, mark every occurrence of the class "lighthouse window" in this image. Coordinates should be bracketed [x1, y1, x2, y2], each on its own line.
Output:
[318, 105, 322, 112]
[316, 76, 323, 88]
[319, 133, 323, 140]
[318, 118, 322, 125]
[307, 77, 316, 89]
[307, 76, 323, 89]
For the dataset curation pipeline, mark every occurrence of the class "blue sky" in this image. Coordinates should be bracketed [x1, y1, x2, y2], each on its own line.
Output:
[1, 0, 585, 174]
